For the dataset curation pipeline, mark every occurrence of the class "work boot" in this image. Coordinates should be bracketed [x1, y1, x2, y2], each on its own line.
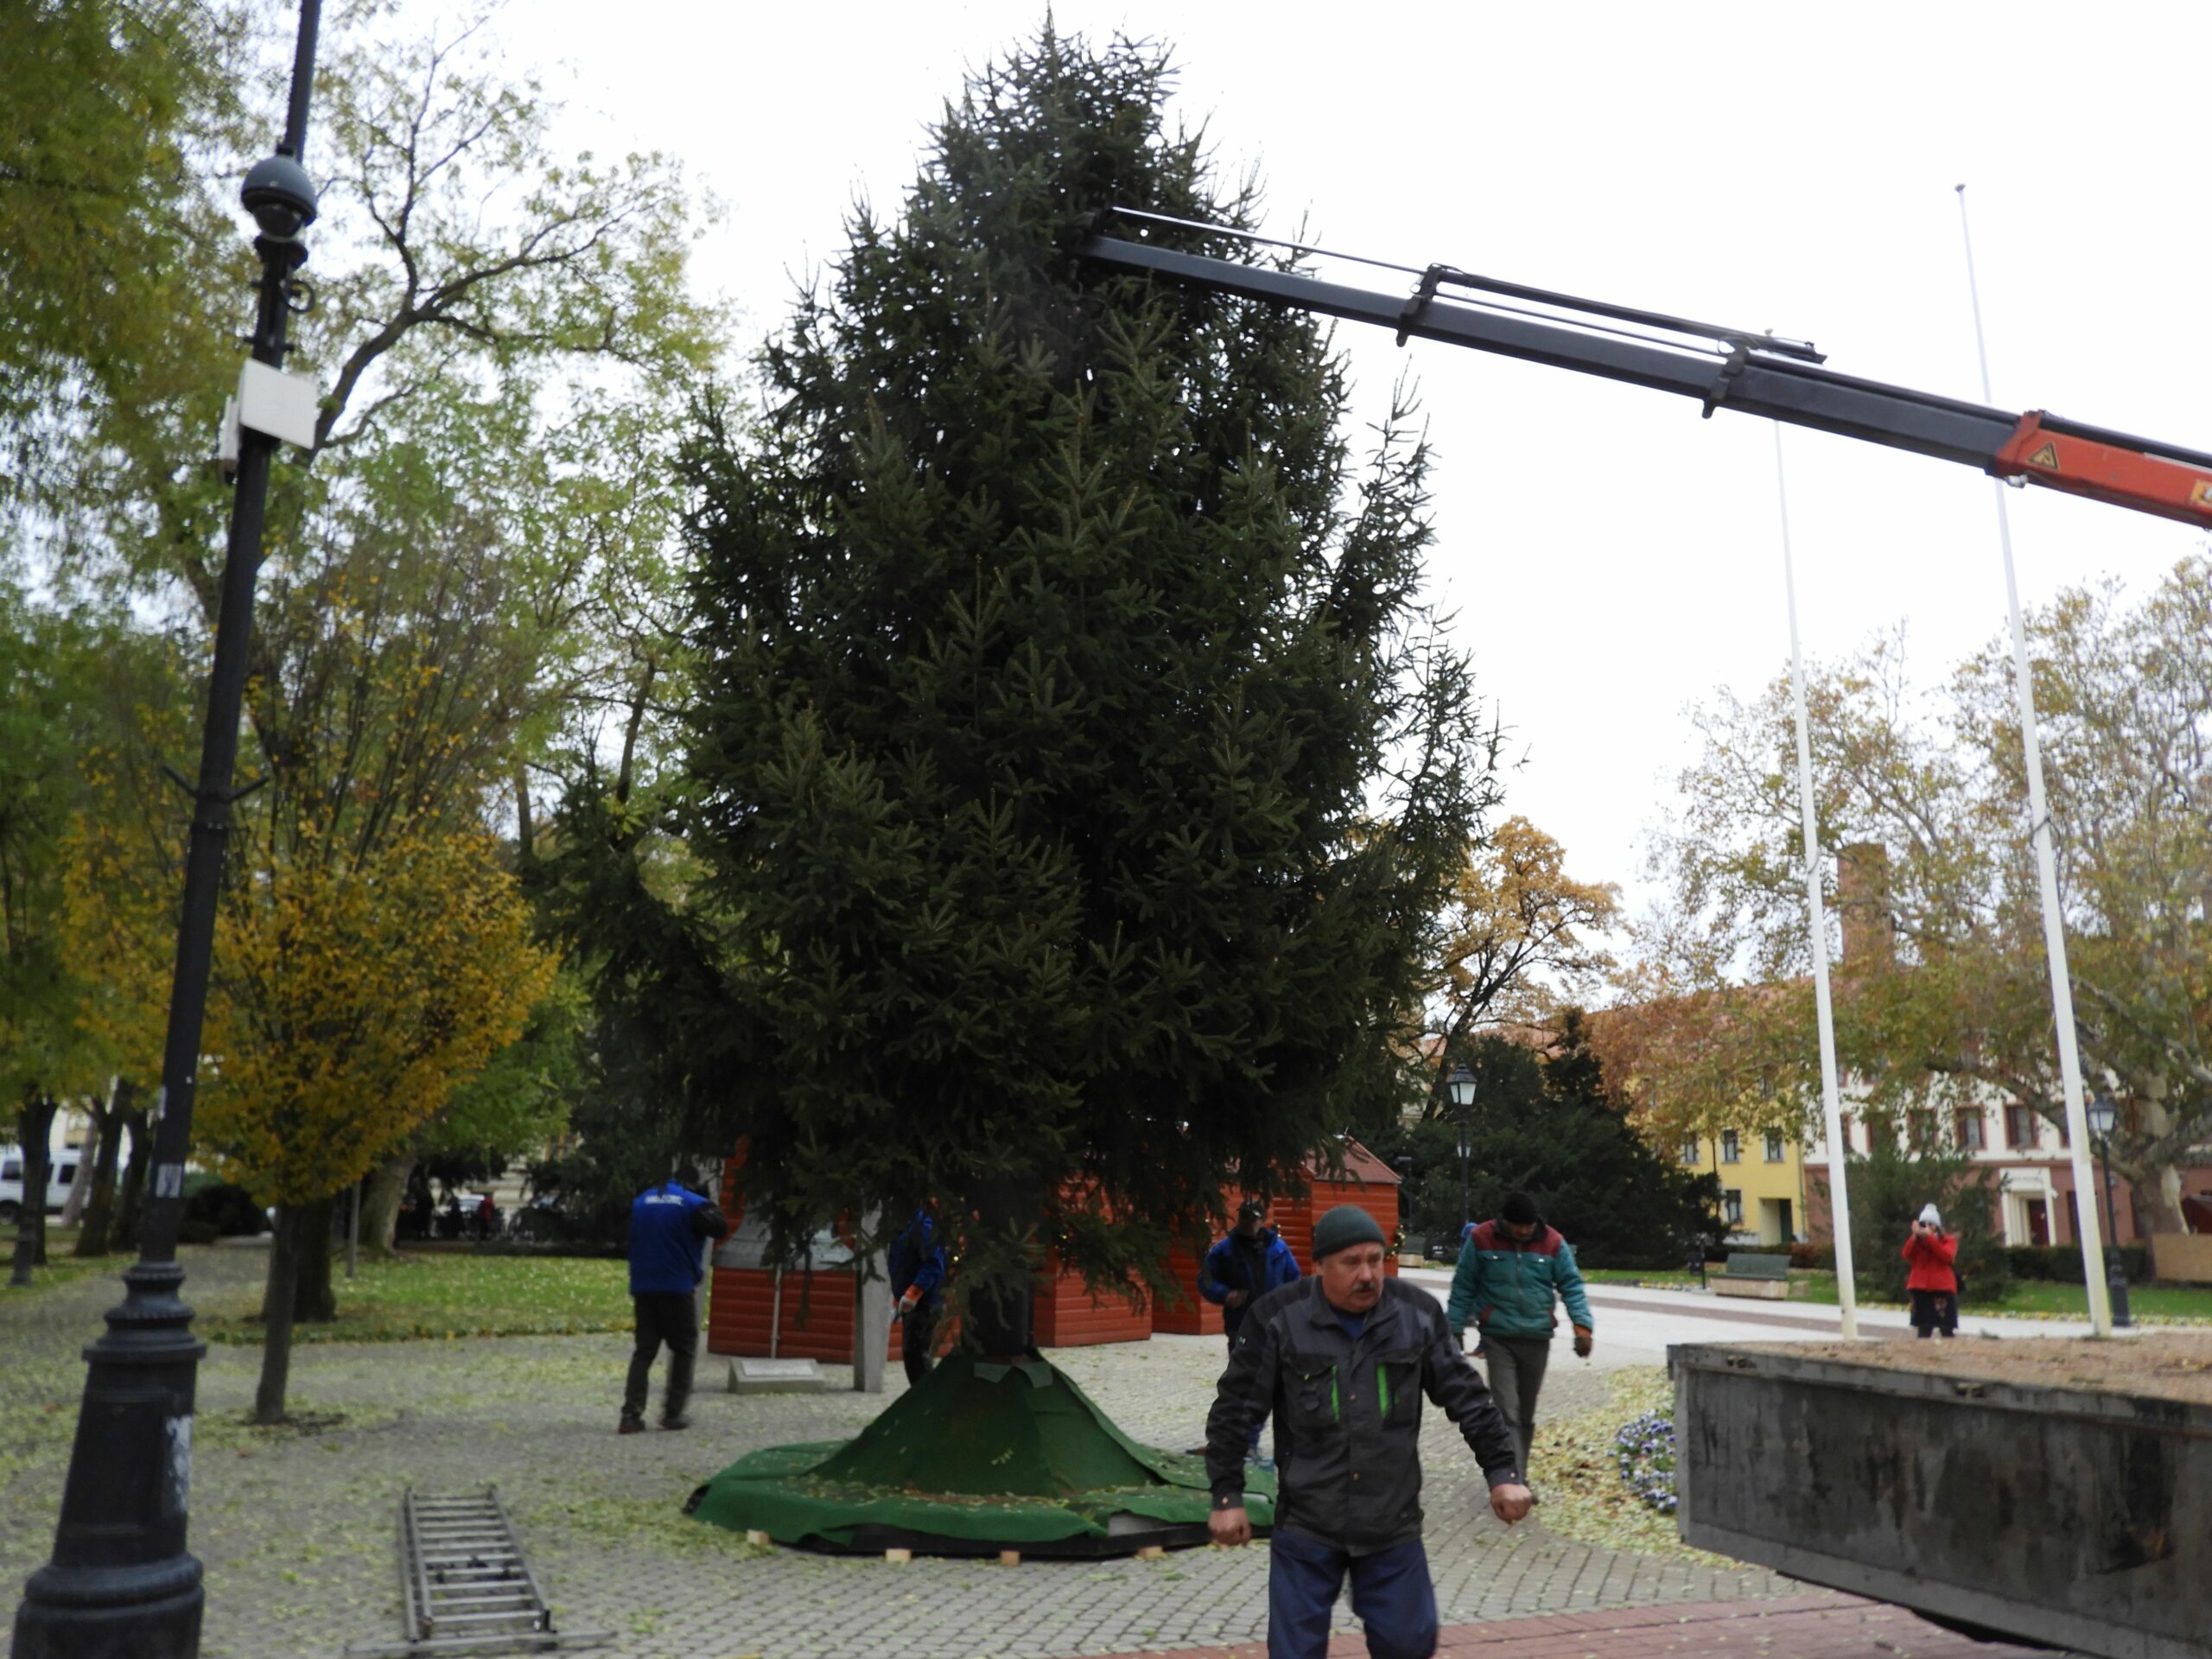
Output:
[618, 1419, 645, 1436]
[661, 1413, 691, 1432]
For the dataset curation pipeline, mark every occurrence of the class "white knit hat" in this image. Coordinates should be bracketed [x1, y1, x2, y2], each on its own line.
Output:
[1917, 1204, 1942, 1226]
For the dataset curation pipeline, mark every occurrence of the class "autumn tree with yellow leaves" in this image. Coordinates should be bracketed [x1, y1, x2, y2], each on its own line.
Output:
[196, 819, 553, 1422]
[1419, 817, 1620, 1116]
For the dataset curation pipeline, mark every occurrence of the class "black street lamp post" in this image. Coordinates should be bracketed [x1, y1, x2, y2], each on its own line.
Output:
[1446, 1064, 1476, 1238]
[2085, 1097, 2133, 1331]
[12, 10, 321, 1656]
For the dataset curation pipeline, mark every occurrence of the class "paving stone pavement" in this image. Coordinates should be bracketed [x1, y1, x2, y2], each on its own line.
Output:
[1091, 1592, 2063, 1659]
[2, 1251, 1793, 1659]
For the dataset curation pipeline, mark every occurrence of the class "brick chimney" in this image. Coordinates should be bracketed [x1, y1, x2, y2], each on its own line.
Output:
[1837, 842, 1895, 969]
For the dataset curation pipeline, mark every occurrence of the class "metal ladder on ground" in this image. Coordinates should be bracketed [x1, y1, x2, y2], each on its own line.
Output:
[346, 1486, 612, 1656]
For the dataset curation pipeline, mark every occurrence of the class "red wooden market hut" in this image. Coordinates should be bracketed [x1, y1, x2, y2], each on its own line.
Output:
[706, 1162, 1152, 1363]
[1151, 1139, 1403, 1337]
[1274, 1138, 1403, 1278]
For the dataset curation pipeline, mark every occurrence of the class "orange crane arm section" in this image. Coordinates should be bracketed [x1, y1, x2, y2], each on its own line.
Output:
[1994, 412, 2212, 527]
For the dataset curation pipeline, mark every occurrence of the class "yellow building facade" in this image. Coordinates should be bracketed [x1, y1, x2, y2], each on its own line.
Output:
[1670, 1125, 1808, 1246]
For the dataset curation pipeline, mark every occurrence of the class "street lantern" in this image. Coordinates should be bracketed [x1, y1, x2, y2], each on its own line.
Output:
[1446, 1064, 1476, 1238]
[13, 6, 323, 1655]
[2085, 1096, 2133, 1329]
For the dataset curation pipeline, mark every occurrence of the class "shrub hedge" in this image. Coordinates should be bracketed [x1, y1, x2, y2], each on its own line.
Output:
[2005, 1243, 2151, 1284]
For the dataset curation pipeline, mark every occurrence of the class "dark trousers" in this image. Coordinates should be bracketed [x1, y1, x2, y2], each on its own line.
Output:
[623, 1290, 698, 1424]
[903, 1301, 938, 1385]
[1910, 1288, 1958, 1338]
[1267, 1529, 1437, 1659]
[1481, 1332, 1550, 1479]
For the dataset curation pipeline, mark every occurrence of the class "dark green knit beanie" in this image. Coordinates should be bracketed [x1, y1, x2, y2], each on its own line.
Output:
[1312, 1205, 1387, 1259]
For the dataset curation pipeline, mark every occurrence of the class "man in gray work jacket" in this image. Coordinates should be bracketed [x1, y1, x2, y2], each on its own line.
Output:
[1205, 1205, 1532, 1659]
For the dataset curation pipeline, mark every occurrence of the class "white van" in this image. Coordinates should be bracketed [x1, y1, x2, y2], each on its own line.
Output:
[0, 1147, 81, 1225]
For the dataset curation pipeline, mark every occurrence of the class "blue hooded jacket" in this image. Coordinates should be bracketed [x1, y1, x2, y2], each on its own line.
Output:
[627, 1181, 721, 1295]
[1199, 1225, 1300, 1333]
[888, 1209, 948, 1308]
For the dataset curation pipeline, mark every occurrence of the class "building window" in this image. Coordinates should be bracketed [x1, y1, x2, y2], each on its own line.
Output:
[2005, 1105, 2037, 1150]
[1838, 1111, 1853, 1152]
[1908, 1110, 1936, 1152]
[1955, 1111, 1986, 1153]
[1764, 1130, 1786, 1163]
[1723, 1189, 1744, 1227]
[1680, 1137, 1700, 1166]
[1720, 1129, 1741, 1164]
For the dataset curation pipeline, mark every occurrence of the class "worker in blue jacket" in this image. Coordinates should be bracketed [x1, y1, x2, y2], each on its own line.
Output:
[621, 1172, 729, 1434]
[1443, 1191, 1594, 1494]
[1201, 1197, 1301, 1460]
[888, 1205, 949, 1385]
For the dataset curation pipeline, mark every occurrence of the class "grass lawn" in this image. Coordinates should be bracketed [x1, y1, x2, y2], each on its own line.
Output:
[0, 1228, 125, 1300]
[195, 1249, 643, 1344]
[1786, 1268, 2212, 1323]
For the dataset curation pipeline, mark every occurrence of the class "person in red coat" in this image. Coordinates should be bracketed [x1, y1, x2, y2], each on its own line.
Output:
[1902, 1204, 1959, 1338]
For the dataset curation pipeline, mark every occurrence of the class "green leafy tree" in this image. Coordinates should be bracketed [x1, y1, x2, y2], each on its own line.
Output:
[60, 7, 710, 1342]
[1631, 557, 2211, 1235]
[1844, 1116, 2008, 1305]
[357, 973, 585, 1256]
[618, 28, 1497, 1346]
[0, 582, 143, 1276]
[0, 585, 95, 1115]
[0, 0, 244, 502]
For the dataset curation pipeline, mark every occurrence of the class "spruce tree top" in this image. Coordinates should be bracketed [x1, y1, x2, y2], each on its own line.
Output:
[682, 28, 1495, 1301]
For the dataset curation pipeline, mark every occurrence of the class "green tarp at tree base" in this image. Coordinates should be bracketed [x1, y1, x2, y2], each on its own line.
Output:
[686, 1352, 1275, 1550]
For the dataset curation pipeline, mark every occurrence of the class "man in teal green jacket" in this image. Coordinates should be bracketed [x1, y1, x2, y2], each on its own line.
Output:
[1443, 1192, 1594, 1491]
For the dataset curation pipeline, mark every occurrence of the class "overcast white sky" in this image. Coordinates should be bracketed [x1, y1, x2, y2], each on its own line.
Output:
[498, 0, 2211, 928]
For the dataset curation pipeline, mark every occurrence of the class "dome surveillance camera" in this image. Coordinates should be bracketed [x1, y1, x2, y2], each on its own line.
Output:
[241, 154, 318, 240]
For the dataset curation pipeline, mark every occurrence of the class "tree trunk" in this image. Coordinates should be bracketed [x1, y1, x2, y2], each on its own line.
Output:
[111, 1100, 151, 1253]
[2133, 1167, 2187, 1238]
[960, 1175, 1039, 1359]
[74, 1083, 130, 1256]
[514, 764, 534, 864]
[615, 658, 657, 805]
[9, 1094, 57, 1287]
[359, 1153, 415, 1259]
[290, 1193, 339, 1322]
[57, 1104, 99, 1227]
[255, 1206, 303, 1424]
[58, 1096, 104, 1230]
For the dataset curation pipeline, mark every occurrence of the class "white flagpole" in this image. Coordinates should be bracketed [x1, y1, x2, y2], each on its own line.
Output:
[1954, 184, 2112, 1336]
[1773, 425, 1858, 1340]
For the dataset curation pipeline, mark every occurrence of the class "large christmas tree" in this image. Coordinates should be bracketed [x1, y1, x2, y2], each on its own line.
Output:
[672, 26, 1494, 1339]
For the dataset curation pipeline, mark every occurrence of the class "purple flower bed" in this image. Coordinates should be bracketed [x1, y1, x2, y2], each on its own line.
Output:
[1614, 1410, 1677, 1514]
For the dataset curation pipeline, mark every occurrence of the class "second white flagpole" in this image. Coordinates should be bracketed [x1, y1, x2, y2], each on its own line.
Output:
[1773, 424, 1859, 1340]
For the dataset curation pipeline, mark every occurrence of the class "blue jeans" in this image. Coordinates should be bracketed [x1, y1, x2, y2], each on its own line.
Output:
[1267, 1529, 1438, 1659]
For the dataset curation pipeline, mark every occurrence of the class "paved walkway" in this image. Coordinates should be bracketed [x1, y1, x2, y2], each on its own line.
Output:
[1096, 1592, 2053, 1659]
[0, 1252, 2065, 1659]
[1394, 1269, 2123, 1373]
